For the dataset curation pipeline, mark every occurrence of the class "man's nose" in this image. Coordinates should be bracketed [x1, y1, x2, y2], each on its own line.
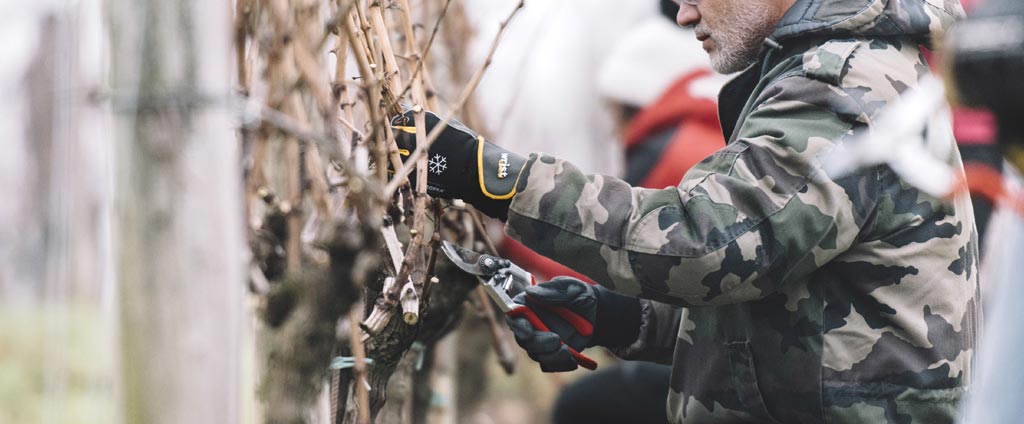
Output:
[676, 4, 700, 27]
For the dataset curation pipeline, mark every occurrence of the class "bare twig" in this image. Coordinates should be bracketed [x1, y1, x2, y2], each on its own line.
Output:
[284, 138, 302, 269]
[362, 277, 398, 338]
[468, 210, 518, 374]
[340, 9, 407, 184]
[233, 0, 253, 94]
[293, 42, 333, 116]
[348, 309, 371, 424]
[380, 224, 406, 274]
[256, 103, 334, 148]
[353, 1, 379, 66]
[305, 147, 331, 217]
[332, 2, 358, 158]
[386, 0, 450, 111]
[252, 101, 383, 214]
[337, 114, 364, 141]
[400, 280, 420, 325]
[474, 286, 517, 375]
[469, 210, 499, 255]
[422, 205, 443, 301]
[366, 1, 404, 103]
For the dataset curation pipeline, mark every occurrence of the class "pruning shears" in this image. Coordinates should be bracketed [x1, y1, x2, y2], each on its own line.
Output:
[440, 241, 598, 370]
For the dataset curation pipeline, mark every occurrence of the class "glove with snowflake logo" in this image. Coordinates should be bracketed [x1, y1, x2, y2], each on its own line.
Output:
[391, 110, 528, 220]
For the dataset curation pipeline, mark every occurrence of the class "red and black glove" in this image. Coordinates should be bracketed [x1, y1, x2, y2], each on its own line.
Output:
[391, 110, 528, 220]
[504, 277, 642, 372]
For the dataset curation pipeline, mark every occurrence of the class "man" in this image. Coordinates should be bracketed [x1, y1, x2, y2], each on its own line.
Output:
[394, 0, 978, 422]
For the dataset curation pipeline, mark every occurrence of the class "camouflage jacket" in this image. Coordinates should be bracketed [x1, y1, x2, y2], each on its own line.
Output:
[504, 0, 979, 422]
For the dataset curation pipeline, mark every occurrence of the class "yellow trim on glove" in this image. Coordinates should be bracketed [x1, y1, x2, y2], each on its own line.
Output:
[476, 135, 524, 200]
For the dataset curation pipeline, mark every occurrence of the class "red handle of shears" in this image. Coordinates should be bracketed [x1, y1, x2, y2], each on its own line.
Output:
[506, 306, 598, 370]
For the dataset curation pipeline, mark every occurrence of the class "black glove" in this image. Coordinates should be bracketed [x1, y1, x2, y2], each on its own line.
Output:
[391, 110, 528, 220]
[505, 277, 642, 372]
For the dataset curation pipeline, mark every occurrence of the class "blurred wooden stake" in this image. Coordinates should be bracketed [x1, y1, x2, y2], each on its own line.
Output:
[109, 0, 242, 421]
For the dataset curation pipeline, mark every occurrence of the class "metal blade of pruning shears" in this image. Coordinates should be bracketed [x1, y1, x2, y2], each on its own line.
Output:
[440, 241, 490, 276]
[440, 241, 600, 370]
[440, 240, 535, 312]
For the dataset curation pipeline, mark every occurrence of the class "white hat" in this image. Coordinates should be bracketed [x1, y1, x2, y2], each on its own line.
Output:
[596, 18, 712, 107]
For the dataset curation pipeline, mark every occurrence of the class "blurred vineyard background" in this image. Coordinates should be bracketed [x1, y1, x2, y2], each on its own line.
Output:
[0, 0, 662, 422]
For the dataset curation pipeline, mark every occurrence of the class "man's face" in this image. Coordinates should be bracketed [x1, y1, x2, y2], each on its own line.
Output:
[677, 0, 793, 74]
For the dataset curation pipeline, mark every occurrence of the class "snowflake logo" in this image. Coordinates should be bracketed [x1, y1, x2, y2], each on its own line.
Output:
[428, 154, 447, 175]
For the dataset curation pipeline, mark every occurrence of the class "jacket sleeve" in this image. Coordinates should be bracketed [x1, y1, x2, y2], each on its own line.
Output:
[505, 75, 868, 307]
[607, 300, 683, 364]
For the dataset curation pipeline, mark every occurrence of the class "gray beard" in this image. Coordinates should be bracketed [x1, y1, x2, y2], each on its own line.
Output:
[710, 44, 762, 74]
[704, 3, 778, 74]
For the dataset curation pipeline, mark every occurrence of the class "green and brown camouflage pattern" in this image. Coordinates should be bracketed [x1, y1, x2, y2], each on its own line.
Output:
[504, 0, 976, 422]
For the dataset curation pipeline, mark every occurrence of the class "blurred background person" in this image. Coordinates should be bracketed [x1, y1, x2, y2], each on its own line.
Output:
[943, 0, 1002, 251]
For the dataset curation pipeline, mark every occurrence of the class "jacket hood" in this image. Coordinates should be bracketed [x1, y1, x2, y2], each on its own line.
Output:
[771, 0, 965, 45]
